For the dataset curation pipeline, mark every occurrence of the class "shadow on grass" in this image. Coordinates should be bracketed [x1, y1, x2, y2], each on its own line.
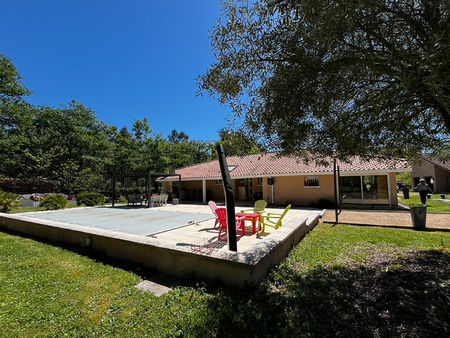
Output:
[0, 226, 196, 290]
[201, 250, 450, 337]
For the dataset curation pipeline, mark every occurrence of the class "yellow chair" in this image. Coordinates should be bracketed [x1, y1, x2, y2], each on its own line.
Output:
[241, 199, 267, 215]
[260, 204, 291, 232]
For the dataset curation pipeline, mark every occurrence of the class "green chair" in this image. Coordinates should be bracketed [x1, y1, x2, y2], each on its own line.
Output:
[241, 199, 267, 215]
[260, 204, 291, 232]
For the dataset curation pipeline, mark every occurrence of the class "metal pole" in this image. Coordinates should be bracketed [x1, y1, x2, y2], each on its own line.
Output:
[147, 173, 151, 208]
[178, 175, 182, 204]
[333, 159, 338, 223]
[112, 176, 116, 207]
[216, 144, 237, 251]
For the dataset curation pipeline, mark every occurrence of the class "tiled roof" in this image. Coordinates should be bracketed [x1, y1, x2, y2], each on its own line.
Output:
[422, 154, 450, 171]
[168, 153, 410, 180]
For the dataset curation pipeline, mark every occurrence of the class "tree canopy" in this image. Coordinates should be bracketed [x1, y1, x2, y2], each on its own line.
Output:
[199, 0, 450, 159]
[0, 55, 219, 194]
[0, 54, 31, 103]
[216, 128, 263, 156]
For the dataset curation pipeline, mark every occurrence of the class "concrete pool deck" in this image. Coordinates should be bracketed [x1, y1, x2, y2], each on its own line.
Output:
[0, 204, 324, 286]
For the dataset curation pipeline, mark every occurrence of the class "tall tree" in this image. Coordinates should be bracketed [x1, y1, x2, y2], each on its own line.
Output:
[216, 129, 262, 156]
[0, 54, 31, 103]
[199, 0, 449, 159]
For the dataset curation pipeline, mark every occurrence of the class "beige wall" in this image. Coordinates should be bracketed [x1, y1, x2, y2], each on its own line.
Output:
[412, 159, 435, 183]
[181, 181, 202, 201]
[434, 166, 450, 193]
[411, 159, 450, 192]
[206, 180, 225, 202]
[389, 172, 398, 206]
[271, 175, 335, 206]
[178, 172, 399, 207]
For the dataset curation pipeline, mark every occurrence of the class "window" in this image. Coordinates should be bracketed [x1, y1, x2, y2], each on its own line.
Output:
[304, 176, 319, 187]
[257, 177, 263, 186]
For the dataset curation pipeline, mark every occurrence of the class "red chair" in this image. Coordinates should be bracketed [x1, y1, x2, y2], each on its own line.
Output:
[215, 208, 246, 239]
[208, 200, 220, 228]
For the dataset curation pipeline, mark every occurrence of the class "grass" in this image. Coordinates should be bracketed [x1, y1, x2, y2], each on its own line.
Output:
[398, 192, 450, 212]
[0, 223, 449, 336]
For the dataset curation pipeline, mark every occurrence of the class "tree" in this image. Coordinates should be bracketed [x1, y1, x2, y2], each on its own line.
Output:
[216, 129, 263, 156]
[166, 130, 214, 168]
[0, 54, 31, 103]
[168, 129, 189, 143]
[199, 0, 449, 159]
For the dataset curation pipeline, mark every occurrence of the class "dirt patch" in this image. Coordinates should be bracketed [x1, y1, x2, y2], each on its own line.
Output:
[271, 249, 450, 336]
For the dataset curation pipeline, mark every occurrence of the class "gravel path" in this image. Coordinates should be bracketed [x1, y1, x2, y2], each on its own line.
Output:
[322, 209, 450, 230]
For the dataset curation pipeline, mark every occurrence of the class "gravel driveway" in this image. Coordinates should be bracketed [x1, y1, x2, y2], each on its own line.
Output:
[322, 209, 450, 230]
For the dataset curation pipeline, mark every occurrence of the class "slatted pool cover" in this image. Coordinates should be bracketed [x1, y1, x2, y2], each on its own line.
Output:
[23, 207, 215, 236]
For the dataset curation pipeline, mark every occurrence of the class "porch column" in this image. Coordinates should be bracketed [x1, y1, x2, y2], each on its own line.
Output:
[202, 179, 206, 204]
[387, 174, 392, 207]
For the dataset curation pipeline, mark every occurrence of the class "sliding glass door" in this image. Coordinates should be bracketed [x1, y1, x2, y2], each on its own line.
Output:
[341, 175, 389, 205]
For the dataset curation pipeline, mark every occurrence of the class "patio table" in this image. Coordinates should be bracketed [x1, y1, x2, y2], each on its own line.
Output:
[235, 212, 261, 234]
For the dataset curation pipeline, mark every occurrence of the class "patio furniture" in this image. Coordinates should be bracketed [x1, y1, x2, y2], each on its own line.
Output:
[208, 200, 220, 228]
[149, 194, 159, 207]
[260, 204, 291, 232]
[241, 199, 267, 216]
[215, 208, 246, 239]
[160, 193, 168, 206]
[235, 212, 261, 234]
[128, 194, 143, 206]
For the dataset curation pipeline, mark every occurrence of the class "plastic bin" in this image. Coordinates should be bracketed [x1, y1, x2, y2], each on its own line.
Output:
[410, 205, 426, 229]
[402, 188, 409, 199]
[172, 198, 179, 205]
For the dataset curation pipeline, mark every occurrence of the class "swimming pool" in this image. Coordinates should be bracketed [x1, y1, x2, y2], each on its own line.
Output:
[22, 206, 215, 236]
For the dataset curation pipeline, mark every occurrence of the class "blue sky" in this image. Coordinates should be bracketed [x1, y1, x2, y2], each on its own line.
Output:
[1, 1, 230, 140]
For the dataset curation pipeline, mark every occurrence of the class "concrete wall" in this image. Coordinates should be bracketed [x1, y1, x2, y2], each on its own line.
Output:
[0, 211, 320, 287]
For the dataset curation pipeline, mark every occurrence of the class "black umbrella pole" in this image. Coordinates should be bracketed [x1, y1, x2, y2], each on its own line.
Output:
[216, 144, 237, 251]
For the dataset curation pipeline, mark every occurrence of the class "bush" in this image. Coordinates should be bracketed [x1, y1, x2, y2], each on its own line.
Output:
[40, 194, 67, 210]
[76, 192, 104, 206]
[317, 198, 335, 208]
[0, 190, 19, 212]
[0, 178, 61, 194]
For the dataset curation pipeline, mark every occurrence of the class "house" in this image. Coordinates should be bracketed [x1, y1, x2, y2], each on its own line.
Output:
[411, 154, 450, 193]
[161, 153, 410, 207]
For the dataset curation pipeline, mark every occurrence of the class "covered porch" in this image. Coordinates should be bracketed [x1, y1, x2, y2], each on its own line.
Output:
[161, 177, 266, 204]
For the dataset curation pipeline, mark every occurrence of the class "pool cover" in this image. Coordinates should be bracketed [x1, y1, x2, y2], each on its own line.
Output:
[22, 207, 215, 236]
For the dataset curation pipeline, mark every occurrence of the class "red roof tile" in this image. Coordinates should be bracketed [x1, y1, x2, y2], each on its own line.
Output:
[169, 153, 410, 180]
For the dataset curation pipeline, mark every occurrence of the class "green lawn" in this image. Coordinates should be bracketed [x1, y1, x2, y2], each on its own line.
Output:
[398, 192, 450, 212]
[0, 224, 449, 336]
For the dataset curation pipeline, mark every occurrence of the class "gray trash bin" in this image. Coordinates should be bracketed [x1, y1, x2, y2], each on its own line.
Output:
[172, 198, 179, 205]
[410, 205, 426, 229]
[402, 187, 409, 199]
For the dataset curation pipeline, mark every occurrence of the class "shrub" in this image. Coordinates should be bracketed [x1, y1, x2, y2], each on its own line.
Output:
[318, 198, 335, 208]
[76, 192, 104, 206]
[40, 194, 67, 210]
[0, 190, 19, 212]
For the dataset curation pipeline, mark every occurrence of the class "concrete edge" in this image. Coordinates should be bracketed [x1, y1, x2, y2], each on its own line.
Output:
[0, 211, 321, 286]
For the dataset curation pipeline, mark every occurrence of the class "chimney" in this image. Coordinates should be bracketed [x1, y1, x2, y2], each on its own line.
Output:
[169, 164, 176, 174]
